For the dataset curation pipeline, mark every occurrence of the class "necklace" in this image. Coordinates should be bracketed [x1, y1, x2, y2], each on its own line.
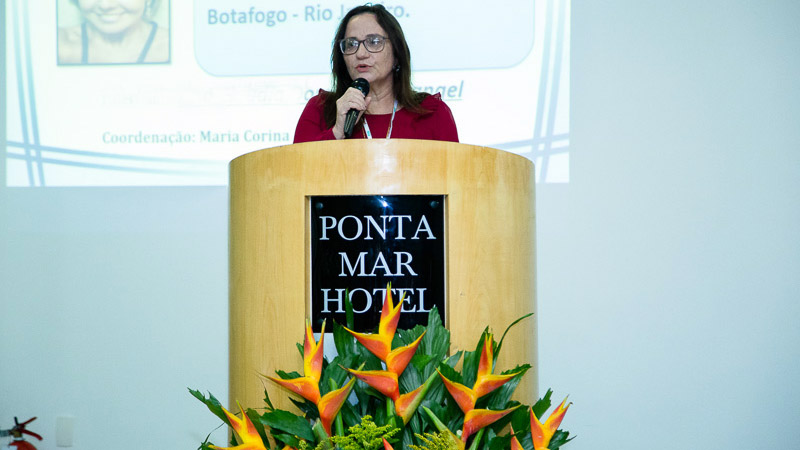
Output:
[362, 100, 398, 139]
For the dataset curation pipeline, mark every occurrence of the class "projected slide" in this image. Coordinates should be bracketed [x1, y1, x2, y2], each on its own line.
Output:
[3, 0, 569, 186]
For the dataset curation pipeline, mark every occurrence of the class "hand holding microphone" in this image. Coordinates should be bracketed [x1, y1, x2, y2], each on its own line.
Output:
[334, 78, 370, 139]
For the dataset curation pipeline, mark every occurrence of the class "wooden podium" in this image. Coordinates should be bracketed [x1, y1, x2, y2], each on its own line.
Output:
[229, 139, 537, 411]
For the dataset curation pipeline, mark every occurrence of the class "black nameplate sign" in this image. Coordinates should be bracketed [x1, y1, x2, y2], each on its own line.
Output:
[309, 195, 446, 332]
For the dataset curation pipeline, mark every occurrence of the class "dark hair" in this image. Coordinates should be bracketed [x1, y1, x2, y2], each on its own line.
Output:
[322, 4, 428, 127]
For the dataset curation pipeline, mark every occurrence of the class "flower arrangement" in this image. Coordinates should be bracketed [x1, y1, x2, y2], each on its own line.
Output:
[191, 287, 572, 450]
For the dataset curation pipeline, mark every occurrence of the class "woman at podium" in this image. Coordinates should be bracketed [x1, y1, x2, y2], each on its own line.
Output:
[293, 5, 459, 143]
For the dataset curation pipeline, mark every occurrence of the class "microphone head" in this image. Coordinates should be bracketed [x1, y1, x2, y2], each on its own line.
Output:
[351, 78, 370, 96]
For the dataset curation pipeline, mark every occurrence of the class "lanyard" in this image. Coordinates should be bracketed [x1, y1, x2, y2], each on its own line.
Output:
[363, 100, 398, 139]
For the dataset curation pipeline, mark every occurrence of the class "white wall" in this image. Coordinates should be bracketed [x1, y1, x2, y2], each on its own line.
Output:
[0, 188, 230, 447]
[538, 1, 800, 447]
[2, 1, 799, 449]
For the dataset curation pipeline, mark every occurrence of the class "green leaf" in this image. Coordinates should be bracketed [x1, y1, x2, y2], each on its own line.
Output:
[273, 432, 301, 448]
[332, 319, 355, 357]
[406, 407, 423, 436]
[509, 406, 532, 435]
[531, 389, 554, 420]
[340, 401, 362, 430]
[466, 428, 485, 450]
[289, 397, 319, 420]
[374, 397, 389, 425]
[436, 362, 464, 385]
[410, 353, 434, 374]
[444, 404, 464, 435]
[488, 433, 514, 450]
[548, 430, 573, 450]
[275, 370, 302, 380]
[188, 388, 231, 427]
[423, 364, 467, 435]
[494, 313, 534, 365]
[421, 406, 449, 434]
[198, 440, 217, 450]
[401, 426, 416, 450]
[485, 427, 497, 446]
[422, 307, 450, 369]
[262, 388, 275, 411]
[399, 361, 423, 394]
[420, 378, 446, 411]
[312, 420, 331, 449]
[260, 409, 315, 442]
[396, 325, 425, 349]
[446, 351, 462, 368]
[198, 431, 221, 450]
[353, 379, 378, 416]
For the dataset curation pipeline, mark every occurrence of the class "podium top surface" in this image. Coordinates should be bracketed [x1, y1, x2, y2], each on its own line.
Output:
[231, 139, 533, 169]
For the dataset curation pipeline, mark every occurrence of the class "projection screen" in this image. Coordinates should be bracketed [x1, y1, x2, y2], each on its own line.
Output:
[3, 0, 569, 186]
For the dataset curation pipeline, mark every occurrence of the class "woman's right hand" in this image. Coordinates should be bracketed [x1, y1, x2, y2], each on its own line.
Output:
[332, 87, 371, 139]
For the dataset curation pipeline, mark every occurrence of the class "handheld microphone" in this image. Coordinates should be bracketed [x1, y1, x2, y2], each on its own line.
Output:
[343, 78, 370, 138]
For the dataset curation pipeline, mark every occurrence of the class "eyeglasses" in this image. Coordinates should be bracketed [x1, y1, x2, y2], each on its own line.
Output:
[338, 34, 388, 55]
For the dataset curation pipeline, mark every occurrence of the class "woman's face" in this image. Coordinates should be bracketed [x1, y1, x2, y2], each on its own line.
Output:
[78, 0, 148, 35]
[343, 13, 396, 89]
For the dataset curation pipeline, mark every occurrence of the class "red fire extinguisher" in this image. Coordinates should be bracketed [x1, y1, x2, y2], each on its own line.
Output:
[0, 417, 42, 450]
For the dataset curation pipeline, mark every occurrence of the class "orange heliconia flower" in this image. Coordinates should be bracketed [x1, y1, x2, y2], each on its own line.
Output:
[346, 367, 431, 424]
[344, 286, 403, 361]
[394, 383, 429, 423]
[461, 405, 519, 443]
[437, 369, 478, 414]
[343, 286, 432, 424]
[209, 403, 266, 450]
[437, 333, 525, 442]
[317, 377, 357, 435]
[385, 332, 425, 375]
[473, 333, 518, 397]
[266, 375, 321, 405]
[267, 320, 326, 405]
[303, 319, 325, 383]
[438, 333, 520, 415]
[347, 369, 400, 400]
[343, 287, 426, 378]
[267, 320, 356, 435]
[530, 398, 571, 450]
